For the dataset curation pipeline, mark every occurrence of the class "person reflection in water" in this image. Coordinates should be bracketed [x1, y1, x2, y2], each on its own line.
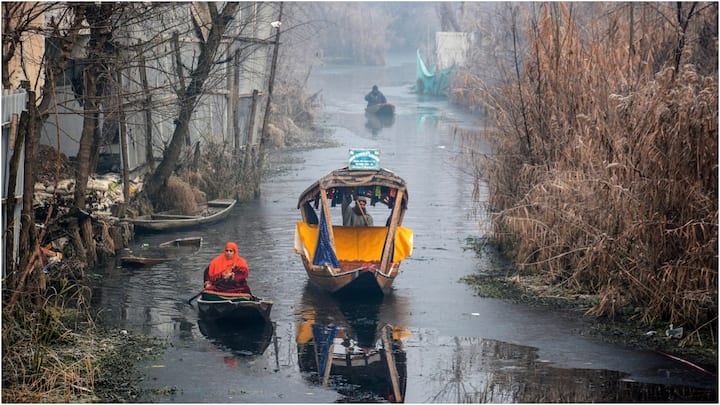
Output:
[203, 242, 252, 294]
[342, 194, 374, 227]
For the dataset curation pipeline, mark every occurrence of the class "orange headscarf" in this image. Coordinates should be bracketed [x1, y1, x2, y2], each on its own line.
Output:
[207, 242, 249, 280]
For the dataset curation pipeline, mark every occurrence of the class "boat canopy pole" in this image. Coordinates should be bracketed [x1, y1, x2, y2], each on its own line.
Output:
[379, 188, 405, 272]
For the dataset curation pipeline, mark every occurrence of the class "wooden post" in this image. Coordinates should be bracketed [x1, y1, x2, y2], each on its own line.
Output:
[117, 70, 129, 218]
[243, 89, 259, 174]
[231, 49, 240, 158]
[256, 2, 283, 171]
[138, 46, 154, 168]
[379, 189, 404, 273]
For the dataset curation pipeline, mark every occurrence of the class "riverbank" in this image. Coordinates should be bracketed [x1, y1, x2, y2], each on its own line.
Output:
[461, 240, 718, 378]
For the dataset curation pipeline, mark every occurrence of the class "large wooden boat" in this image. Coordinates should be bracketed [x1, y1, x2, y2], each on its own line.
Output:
[127, 199, 236, 232]
[365, 102, 395, 116]
[294, 164, 413, 296]
[196, 291, 273, 324]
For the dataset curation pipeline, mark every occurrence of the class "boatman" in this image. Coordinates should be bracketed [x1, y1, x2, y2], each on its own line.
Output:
[203, 242, 252, 294]
[342, 194, 374, 227]
[364, 85, 387, 107]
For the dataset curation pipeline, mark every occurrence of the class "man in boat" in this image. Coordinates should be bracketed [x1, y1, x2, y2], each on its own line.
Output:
[342, 194, 374, 227]
[203, 242, 252, 294]
[364, 85, 387, 107]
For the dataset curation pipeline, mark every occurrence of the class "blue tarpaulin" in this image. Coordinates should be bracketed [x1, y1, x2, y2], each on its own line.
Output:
[312, 209, 340, 268]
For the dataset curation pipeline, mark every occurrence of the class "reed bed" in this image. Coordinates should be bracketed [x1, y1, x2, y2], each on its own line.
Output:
[456, 3, 717, 335]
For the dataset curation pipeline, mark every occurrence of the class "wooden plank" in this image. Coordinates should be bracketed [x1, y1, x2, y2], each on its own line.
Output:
[380, 189, 404, 273]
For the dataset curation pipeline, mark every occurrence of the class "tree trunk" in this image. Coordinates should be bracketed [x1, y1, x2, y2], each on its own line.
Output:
[142, 2, 239, 207]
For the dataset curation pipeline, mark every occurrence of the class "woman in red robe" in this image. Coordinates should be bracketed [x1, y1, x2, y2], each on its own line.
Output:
[203, 242, 252, 294]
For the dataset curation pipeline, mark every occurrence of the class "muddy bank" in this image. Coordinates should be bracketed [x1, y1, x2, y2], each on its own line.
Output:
[462, 240, 717, 377]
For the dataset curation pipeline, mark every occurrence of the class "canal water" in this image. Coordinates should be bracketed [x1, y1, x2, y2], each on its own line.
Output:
[92, 51, 717, 402]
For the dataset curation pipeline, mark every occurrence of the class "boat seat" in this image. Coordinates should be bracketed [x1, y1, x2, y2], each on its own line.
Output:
[294, 222, 413, 263]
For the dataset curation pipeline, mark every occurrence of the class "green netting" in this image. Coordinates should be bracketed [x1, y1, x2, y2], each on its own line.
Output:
[416, 49, 454, 96]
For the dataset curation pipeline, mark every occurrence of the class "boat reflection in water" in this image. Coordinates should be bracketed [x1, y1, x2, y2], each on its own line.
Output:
[296, 298, 409, 402]
[198, 318, 275, 356]
[365, 111, 396, 135]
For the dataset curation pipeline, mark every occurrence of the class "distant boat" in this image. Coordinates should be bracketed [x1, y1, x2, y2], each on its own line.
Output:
[127, 199, 236, 232]
[365, 103, 395, 116]
[294, 164, 413, 296]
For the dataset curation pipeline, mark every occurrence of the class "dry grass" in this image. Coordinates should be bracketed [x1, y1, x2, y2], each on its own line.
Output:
[456, 3, 717, 336]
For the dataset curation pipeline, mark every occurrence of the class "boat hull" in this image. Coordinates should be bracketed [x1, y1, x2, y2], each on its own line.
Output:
[300, 255, 400, 295]
[365, 103, 395, 115]
[197, 292, 273, 324]
[128, 199, 236, 232]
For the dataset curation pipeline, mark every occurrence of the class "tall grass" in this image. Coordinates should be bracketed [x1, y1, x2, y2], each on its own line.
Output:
[2, 282, 97, 402]
[457, 3, 717, 334]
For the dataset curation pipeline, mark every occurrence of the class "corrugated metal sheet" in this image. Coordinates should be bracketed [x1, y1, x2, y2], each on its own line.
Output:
[2, 89, 27, 126]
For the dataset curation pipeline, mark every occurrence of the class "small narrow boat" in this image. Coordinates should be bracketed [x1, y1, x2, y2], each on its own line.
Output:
[119, 236, 202, 267]
[196, 291, 273, 324]
[365, 102, 395, 116]
[158, 236, 203, 249]
[127, 199, 236, 232]
[294, 152, 413, 296]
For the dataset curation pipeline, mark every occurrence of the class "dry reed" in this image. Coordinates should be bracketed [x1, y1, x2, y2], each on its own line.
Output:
[457, 3, 717, 333]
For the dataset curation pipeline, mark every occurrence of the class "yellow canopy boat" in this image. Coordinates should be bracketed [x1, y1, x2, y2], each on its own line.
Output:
[294, 164, 413, 295]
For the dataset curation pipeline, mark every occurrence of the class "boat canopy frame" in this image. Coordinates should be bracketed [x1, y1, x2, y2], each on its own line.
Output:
[296, 167, 410, 278]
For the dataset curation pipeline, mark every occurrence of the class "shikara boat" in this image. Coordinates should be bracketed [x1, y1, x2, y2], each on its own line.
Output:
[294, 163, 413, 295]
[365, 102, 395, 116]
[127, 198, 236, 232]
[196, 291, 273, 324]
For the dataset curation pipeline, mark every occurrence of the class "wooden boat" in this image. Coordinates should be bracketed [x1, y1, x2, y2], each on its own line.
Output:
[127, 199, 236, 232]
[365, 102, 395, 116]
[294, 164, 413, 295]
[158, 236, 203, 249]
[119, 236, 202, 267]
[119, 256, 170, 267]
[196, 291, 273, 324]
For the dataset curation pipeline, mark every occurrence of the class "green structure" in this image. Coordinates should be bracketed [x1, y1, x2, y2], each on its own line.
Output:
[415, 49, 454, 96]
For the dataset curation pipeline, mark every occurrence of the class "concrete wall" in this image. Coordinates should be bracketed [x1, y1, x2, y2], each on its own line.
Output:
[436, 32, 473, 71]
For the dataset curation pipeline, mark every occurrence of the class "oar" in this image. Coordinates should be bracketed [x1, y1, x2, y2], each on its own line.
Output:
[187, 290, 204, 305]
